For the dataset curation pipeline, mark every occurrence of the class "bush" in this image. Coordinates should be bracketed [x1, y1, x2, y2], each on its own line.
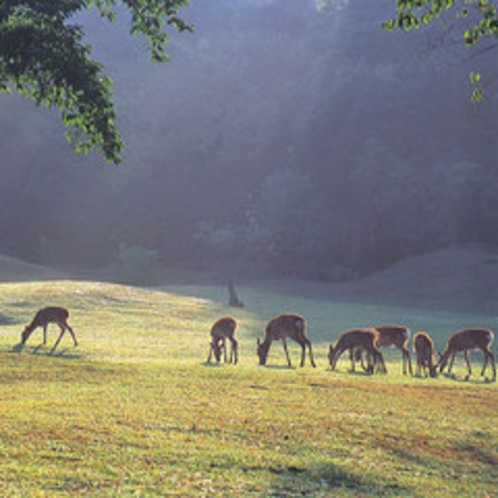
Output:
[111, 243, 160, 286]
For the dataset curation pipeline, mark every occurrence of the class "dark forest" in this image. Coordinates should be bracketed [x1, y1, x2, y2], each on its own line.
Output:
[1, 0, 498, 282]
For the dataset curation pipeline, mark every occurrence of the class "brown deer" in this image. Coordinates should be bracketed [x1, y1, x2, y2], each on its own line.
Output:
[207, 317, 238, 364]
[21, 307, 78, 354]
[413, 331, 437, 378]
[438, 328, 496, 381]
[374, 325, 413, 375]
[328, 329, 387, 374]
[257, 313, 316, 367]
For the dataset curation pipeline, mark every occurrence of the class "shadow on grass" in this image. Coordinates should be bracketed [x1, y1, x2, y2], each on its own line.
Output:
[0, 313, 19, 326]
[259, 462, 409, 497]
[11, 342, 83, 360]
[440, 372, 496, 383]
[327, 368, 379, 377]
[202, 361, 224, 368]
[262, 364, 297, 370]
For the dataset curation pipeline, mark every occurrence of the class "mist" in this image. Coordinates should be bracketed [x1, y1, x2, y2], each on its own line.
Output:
[1, 0, 498, 281]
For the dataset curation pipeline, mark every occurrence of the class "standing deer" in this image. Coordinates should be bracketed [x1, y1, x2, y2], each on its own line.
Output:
[21, 307, 78, 354]
[257, 313, 316, 367]
[374, 325, 413, 375]
[207, 317, 238, 364]
[328, 328, 387, 374]
[438, 328, 496, 381]
[413, 331, 437, 378]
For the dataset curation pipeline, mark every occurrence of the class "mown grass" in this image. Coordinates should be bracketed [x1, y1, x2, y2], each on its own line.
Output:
[0, 279, 496, 497]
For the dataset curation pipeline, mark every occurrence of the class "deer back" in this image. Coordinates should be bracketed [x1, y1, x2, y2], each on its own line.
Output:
[375, 325, 410, 348]
[334, 329, 378, 352]
[33, 307, 69, 327]
[211, 317, 237, 341]
[445, 328, 494, 353]
[265, 313, 306, 343]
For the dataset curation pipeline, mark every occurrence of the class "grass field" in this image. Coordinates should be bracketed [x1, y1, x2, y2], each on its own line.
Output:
[0, 279, 496, 497]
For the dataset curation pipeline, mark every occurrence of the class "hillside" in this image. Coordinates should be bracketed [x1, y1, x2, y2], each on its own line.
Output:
[0, 255, 67, 282]
[333, 244, 498, 312]
[0, 243, 497, 313]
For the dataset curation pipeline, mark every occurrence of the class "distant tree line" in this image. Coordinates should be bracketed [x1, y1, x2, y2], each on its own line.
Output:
[1, 1, 498, 281]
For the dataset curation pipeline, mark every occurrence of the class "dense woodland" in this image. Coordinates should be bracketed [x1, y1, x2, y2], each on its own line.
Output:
[1, 0, 498, 281]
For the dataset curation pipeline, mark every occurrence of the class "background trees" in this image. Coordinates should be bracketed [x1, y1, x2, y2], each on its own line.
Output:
[0, 1, 192, 163]
[1, 0, 498, 280]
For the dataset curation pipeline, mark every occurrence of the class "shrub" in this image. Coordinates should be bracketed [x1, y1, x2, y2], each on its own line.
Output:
[111, 243, 160, 286]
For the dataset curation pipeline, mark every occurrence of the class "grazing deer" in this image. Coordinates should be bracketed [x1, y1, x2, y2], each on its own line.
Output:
[374, 325, 413, 375]
[21, 307, 78, 354]
[207, 317, 238, 364]
[328, 329, 387, 374]
[257, 313, 316, 367]
[413, 331, 437, 378]
[438, 328, 496, 381]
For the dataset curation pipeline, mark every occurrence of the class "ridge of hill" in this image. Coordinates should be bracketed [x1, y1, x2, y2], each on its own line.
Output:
[0, 255, 67, 282]
[333, 243, 498, 311]
[1, 243, 497, 312]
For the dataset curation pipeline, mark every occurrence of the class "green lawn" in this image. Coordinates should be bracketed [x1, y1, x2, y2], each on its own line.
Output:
[0, 280, 496, 496]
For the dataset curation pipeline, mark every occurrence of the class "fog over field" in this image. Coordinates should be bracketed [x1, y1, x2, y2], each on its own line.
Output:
[1, 0, 498, 287]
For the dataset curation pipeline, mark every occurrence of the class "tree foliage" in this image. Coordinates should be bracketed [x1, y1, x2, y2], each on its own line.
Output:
[0, 1, 192, 164]
[385, 1, 498, 100]
[385, 0, 498, 43]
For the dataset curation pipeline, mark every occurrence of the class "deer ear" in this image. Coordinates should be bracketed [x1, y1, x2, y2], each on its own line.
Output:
[257, 338, 261, 346]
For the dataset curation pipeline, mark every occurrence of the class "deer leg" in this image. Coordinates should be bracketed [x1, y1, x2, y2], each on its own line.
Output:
[43, 324, 47, 345]
[348, 348, 356, 372]
[222, 338, 228, 363]
[230, 337, 238, 365]
[65, 324, 78, 347]
[307, 341, 316, 368]
[330, 349, 338, 370]
[50, 325, 66, 354]
[481, 348, 496, 380]
[364, 350, 375, 373]
[488, 350, 497, 381]
[447, 352, 457, 374]
[207, 341, 216, 363]
[366, 346, 376, 374]
[479, 348, 489, 376]
[359, 350, 367, 372]
[403, 347, 413, 375]
[374, 349, 387, 374]
[463, 350, 472, 380]
[282, 338, 292, 367]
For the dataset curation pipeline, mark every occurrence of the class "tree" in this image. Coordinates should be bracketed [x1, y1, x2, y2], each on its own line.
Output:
[0, 1, 192, 164]
[385, 1, 498, 100]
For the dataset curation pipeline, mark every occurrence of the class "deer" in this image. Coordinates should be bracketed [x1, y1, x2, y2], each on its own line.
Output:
[373, 325, 413, 375]
[438, 328, 496, 381]
[207, 317, 238, 364]
[413, 331, 437, 378]
[20, 307, 78, 354]
[328, 328, 387, 374]
[257, 313, 316, 367]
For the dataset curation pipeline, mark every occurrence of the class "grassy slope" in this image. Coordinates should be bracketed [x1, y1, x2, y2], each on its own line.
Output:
[0, 280, 496, 497]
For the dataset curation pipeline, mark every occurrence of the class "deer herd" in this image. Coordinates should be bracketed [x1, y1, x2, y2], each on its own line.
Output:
[207, 313, 496, 382]
[18, 307, 496, 382]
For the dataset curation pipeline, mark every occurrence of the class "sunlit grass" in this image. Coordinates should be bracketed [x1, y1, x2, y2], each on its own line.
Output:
[0, 279, 496, 496]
